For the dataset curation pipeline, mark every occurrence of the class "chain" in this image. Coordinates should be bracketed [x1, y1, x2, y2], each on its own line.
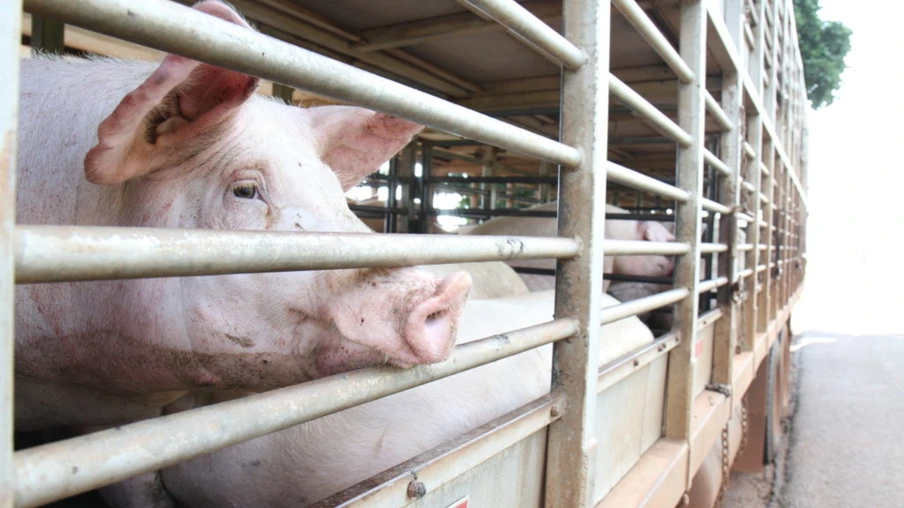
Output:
[712, 396, 750, 508]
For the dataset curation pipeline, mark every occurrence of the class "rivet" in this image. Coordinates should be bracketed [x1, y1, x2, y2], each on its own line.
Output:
[550, 405, 561, 418]
[407, 480, 426, 498]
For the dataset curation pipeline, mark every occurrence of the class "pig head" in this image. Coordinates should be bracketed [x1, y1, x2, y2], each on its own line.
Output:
[14, 0, 470, 430]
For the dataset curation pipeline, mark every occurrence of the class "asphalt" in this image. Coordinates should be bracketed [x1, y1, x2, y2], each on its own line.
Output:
[774, 330, 904, 508]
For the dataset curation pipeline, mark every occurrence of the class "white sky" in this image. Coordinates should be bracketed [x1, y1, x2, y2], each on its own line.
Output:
[792, 0, 904, 333]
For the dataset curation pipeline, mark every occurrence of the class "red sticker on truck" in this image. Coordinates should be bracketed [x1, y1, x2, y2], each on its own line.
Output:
[446, 496, 469, 508]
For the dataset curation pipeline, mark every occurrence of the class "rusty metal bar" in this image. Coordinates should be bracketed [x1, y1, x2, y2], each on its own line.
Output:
[609, 75, 694, 147]
[1, 2, 23, 507]
[611, 0, 694, 83]
[700, 242, 728, 254]
[703, 148, 732, 176]
[322, 393, 564, 507]
[600, 288, 689, 325]
[23, 0, 582, 168]
[14, 318, 579, 508]
[607, 162, 691, 202]
[14, 227, 580, 283]
[663, 0, 705, 456]
[545, 0, 610, 504]
[698, 277, 729, 293]
[704, 89, 733, 131]
[701, 197, 732, 215]
[458, 0, 586, 69]
[602, 239, 689, 256]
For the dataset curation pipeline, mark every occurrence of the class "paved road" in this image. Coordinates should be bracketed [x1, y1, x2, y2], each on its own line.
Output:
[776, 330, 904, 508]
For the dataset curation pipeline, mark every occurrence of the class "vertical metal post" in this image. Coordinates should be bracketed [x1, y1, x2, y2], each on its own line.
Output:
[271, 83, 295, 104]
[481, 147, 497, 212]
[419, 144, 433, 233]
[30, 14, 64, 54]
[544, 0, 608, 506]
[664, 0, 706, 461]
[1, 3, 23, 507]
[757, 141, 774, 331]
[539, 161, 552, 203]
[398, 142, 417, 233]
[743, 113, 763, 349]
[712, 68, 743, 390]
[385, 157, 399, 233]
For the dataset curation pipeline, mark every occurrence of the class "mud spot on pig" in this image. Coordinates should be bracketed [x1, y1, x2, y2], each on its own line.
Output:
[225, 334, 255, 348]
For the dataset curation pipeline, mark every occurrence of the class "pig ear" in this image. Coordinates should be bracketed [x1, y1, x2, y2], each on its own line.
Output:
[84, 1, 259, 185]
[306, 106, 423, 191]
[640, 221, 676, 242]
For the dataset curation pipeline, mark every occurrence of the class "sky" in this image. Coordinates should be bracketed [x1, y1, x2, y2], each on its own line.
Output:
[791, 0, 904, 334]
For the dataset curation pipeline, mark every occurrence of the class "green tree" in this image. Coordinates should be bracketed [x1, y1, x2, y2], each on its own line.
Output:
[793, 0, 852, 109]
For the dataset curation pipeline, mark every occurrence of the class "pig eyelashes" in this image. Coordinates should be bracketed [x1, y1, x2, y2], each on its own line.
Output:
[232, 182, 258, 199]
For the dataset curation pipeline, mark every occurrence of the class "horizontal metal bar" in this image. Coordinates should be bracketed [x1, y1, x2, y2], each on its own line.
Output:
[736, 212, 754, 223]
[697, 276, 729, 293]
[608, 75, 694, 147]
[760, 162, 770, 176]
[459, 0, 585, 70]
[704, 90, 733, 131]
[348, 205, 409, 217]
[700, 242, 728, 254]
[602, 239, 690, 256]
[607, 162, 691, 202]
[611, 0, 694, 83]
[429, 175, 557, 184]
[702, 198, 732, 215]
[600, 288, 690, 325]
[757, 244, 768, 251]
[703, 148, 732, 176]
[742, 181, 756, 194]
[322, 393, 563, 507]
[597, 330, 679, 394]
[743, 141, 756, 159]
[604, 273, 674, 285]
[737, 243, 754, 252]
[756, 264, 768, 273]
[23, 0, 582, 168]
[738, 268, 754, 278]
[15, 227, 580, 283]
[14, 318, 579, 508]
[759, 192, 769, 204]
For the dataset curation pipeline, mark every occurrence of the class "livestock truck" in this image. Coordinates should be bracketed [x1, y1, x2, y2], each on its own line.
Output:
[2, 0, 806, 506]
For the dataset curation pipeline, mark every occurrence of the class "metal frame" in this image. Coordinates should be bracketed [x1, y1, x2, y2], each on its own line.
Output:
[6, 0, 810, 506]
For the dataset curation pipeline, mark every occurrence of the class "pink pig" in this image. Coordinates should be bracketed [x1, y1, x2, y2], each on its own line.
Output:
[14, 1, 470, 431]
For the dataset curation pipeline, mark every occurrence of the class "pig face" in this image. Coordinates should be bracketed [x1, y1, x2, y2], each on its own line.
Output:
[75, 1, 471, 387]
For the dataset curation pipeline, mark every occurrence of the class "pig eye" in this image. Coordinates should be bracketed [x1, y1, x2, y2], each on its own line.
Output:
[232, 183, 258, 199]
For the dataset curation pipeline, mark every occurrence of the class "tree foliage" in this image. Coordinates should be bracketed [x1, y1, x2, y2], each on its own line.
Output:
[793, 0, 852, 109]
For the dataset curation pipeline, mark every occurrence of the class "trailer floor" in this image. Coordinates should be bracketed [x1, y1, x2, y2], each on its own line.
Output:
[724, 329, 904, 508]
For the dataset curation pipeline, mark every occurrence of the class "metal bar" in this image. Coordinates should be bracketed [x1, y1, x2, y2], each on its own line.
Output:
[1, 2, 22, 507]
[743, 180, 756, 194]
[703, 148, 732, 176]
[15, 227, 580, 284]
[611, 0, 694, 83]
[701, 198, 732, 215]
[700, 242, 728, 254]
[743, 141, 756, 159]
[738, 268, 754, 278]
[24, 0, 582, 168]
[14, 319, 579, 508]
[544, 0, 609, 504]
[602, 239, 689, 256]
[322, 393, 564, 507]
[597, 331, 679, 394]
[607, 162, 691, 202]
[30, 14, 65, 54]
[698, 277, 729, 293]
[600, 288, 689, 325]
[609, 75, 694, 147]
[458, 0, 586, 69]
[664, 0, 705, 452]
[704, 89, 733, 131]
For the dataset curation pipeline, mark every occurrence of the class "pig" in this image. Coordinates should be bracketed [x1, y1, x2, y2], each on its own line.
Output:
[14, 0, 471, 432]
[424, 261, 529, 299]
[463, 202, 675, 292]
[106, 291, 654, 507]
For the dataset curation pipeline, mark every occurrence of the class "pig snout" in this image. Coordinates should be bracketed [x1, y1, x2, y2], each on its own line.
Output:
[323, 269, 472, 369]
[399, 271, 472, 364]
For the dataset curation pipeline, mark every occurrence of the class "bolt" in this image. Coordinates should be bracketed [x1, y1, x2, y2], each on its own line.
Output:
[633, 359, 640, 367]
[550, 405, 561, 418]
[407, 480, 426, 499]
